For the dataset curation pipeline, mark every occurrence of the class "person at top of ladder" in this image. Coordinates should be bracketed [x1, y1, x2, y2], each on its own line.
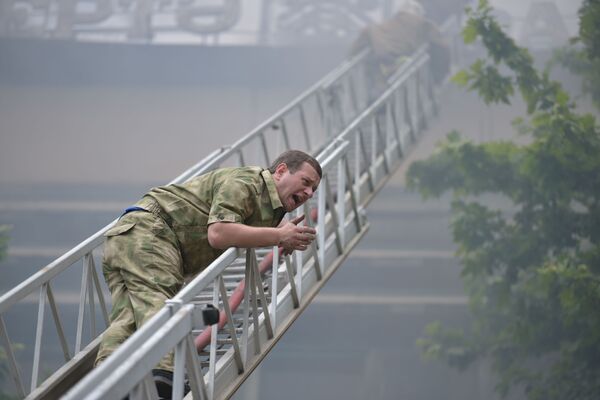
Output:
[95, 150, 321, 398]
[351, 0, 450, 96]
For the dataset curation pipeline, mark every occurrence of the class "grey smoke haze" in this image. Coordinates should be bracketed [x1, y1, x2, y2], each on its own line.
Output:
[0, 1, 594, 398]
[0, 0, 583, 185]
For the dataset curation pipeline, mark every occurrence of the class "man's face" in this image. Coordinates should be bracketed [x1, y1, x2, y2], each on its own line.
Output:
[273, 162, 321, 212]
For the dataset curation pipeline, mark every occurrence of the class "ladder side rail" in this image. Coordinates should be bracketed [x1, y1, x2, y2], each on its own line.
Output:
[200, 16, 453, 399]
[311, 50, 433, 218]
[207, 281, 219, 399]
[6, 13, 460, 396]
[0, 243, 111, 398]
[66, 304, 199, 400]
[0, 149, 227, 398]
[22, 62, 364, 396]
[213, 145, 371, 400]
[195, 141, 357, 398]
[0, 103, 328, 395]
[177, 86, 345, 179]
[337, 51, 430, 145]
[167, 50, 372, 178]
[72, 220, 357, 400]
[0, 46, 372, 319]
[62, 306, 174, 400]
[24, 337, 101, 400]
[331, 49, 435, 210]
[1, 44, 374, 342]
[0, 233, 109, 314]
[4, 146, 225, 311]
[174, 249, 240, 304]
[269, 245, 280, 328]
[171, 114, 308, 182]
[172, 141, 350, 307]
[66, 47, 439, 393]
[168, 148, 229, 185]
[186, 50, 371, 170]
[65, 141, 353, 400]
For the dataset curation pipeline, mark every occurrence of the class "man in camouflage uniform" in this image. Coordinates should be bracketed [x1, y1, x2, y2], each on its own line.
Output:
[95, 150, 321, 394]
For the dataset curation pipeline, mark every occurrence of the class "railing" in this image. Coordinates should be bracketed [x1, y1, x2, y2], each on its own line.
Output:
[0, 48, 371, 400]
[0, 10, 465, 399]
[64, 139, 366, 400]
[64, 46, 438, 400]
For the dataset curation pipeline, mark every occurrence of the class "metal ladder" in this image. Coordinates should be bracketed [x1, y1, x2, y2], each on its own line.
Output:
[0, 14, 465, 400]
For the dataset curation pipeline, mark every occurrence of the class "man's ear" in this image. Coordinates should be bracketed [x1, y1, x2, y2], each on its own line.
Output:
[274, 163, 288, 179]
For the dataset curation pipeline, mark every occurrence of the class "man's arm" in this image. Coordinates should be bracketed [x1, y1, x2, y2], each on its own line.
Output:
[207, 215, 315, 251]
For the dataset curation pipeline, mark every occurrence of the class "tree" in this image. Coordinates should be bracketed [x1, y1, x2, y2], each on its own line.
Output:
[407, 1, 600, 398]
[554, 0, 600, 108]
[578, 0, 600, 60]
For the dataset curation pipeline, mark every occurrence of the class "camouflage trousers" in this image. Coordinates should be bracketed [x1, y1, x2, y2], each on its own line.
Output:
[95, 210, 184, 371]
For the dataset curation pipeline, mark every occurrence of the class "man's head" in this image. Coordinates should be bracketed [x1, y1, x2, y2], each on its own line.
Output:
[269, 150, 322, 212]
[399, 0, 424, 17]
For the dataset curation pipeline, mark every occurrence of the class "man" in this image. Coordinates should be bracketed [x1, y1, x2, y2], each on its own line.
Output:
[351, 0, 450, 96]
[95, 149, 321, 395]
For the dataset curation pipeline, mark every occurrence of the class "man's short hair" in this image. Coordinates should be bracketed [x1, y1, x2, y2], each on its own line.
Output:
[268, 150, 322, 178]
[400, 0, 424, 17]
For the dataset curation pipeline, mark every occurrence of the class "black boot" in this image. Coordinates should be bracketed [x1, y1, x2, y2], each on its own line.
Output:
[152, 369, 190, 400]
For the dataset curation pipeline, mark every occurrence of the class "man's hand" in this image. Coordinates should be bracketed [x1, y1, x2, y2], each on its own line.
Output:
[279, 214, 316, 255]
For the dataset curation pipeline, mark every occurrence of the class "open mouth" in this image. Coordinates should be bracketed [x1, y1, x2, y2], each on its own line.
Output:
[292, 194, 301, 207]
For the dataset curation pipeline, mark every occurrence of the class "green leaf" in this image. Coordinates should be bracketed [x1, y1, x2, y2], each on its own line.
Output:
[451, 69, 470, 87]
[463, 19, 478, 44]
[446, 130, 462, 142]
[555, 89, 569, 107]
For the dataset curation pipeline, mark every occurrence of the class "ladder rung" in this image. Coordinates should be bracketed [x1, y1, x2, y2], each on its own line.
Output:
[198, 349, 229, 357]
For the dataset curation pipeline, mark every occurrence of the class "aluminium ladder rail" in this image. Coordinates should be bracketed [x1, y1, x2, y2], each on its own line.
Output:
[64, 45, 441, 400]
[0, 48, 372, 400]
[0, 13, 465, 399]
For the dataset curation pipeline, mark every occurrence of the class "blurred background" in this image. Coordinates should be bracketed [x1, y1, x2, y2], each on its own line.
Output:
[0, 1, 591, 399]
[0, 0, 583, 184]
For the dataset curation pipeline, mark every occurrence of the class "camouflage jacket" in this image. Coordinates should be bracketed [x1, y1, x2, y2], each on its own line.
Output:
[136, 166, 286, 276]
